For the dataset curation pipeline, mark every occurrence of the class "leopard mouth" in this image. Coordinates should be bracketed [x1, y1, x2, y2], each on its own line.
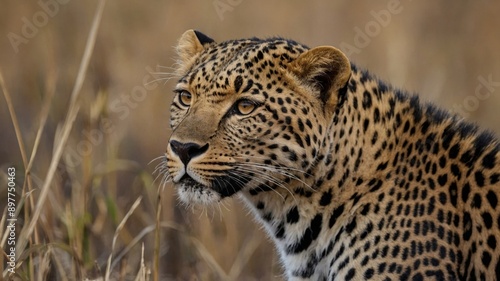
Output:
[176, 175, 207, 194]
[176, 173, 252, 200]
[178, 175, 202, 188]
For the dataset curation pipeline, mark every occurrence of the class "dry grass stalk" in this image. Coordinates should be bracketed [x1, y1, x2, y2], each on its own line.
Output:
[0, 71, 29, 171]
[134, 243, 150, 281]
[104, 196, 142, 281]
[153, 187, 161, 281]
[15, 0, 108, 267]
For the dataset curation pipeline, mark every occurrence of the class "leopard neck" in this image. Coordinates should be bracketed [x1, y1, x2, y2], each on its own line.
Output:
[237, 67, 407, 268]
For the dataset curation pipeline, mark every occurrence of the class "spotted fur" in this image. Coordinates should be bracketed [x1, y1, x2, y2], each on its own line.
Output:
[162, 30, 500, 280]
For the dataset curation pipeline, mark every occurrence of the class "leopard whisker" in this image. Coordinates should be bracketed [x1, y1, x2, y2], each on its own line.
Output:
[149, 155, 167, 166]
[235, 155, 314, 177]
[229, 167, 297, 204]
[235, 161, 314, 191]
[227, 169, 288, 201]
[145, 70, 178, 86]
[222, 170, 249, 196]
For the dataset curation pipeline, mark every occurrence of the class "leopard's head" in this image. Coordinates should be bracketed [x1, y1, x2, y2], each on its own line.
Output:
[164, 30, 351, 205]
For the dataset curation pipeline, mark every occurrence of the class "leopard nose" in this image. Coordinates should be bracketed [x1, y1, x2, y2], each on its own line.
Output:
[169, 140, 209, 166]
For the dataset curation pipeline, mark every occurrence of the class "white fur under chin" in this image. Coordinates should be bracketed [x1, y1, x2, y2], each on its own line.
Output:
[176, 182, 221, 205]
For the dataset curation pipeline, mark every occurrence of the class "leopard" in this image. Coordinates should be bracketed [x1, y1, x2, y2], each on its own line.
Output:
[161, 29, 500, 280]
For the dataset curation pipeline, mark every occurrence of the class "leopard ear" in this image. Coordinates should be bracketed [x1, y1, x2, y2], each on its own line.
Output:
[176, 30, 214, 64]
[289, 46, 351, 108]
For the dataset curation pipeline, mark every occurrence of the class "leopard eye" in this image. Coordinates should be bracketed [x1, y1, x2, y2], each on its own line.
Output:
[177, 90, 192, 107]
[236, 99, 257, 115]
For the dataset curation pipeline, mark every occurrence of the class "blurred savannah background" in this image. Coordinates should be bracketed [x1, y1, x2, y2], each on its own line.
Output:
[1, 0, 500, 280]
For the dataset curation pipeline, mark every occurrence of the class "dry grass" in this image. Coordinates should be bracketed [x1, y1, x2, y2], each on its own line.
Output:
[1, 1, 500, 280]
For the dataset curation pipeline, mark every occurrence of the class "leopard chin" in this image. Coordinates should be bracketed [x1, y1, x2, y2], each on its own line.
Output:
[175, 177, 221, 205]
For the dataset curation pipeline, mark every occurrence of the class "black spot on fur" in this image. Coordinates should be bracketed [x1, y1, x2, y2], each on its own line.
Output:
[257, 50, 264, 60]
[492, 173, 500, 185]
[242, 79, 254, 93]
[286, 214, 323, 254]
[234, 75, 243, 93]
[496, 259, 500, 281]
[320, 190, 333, 206]
[482, 251, 492, 268]
[441, 125, 456, 150]
[412, 273, 424, 281]
[345, 268, 356, 281]
[463, 212, 472, 241]
[486, 190, 498, 209]
[471, 193, 482, 209]
[438, 174, 448, 186]
[275, 222, 285, 239]
[294, 133, 304, 147]
[482, 148, 497, 169]
[363, 118, 370, 132]
[286, 206, 300, 224]
[474, 171, 485, 187]
[420, 121, 430, 134]
[362, 91, 372, 109]
[482, 212, 493, 229]
[345, 217, 357, 234]
[449, 144, 460, 159]
[365, 268, 374, 279]
[487, 235, 497, 250]
[462, 182, 471, 202]
[329, 204, 345, 228]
